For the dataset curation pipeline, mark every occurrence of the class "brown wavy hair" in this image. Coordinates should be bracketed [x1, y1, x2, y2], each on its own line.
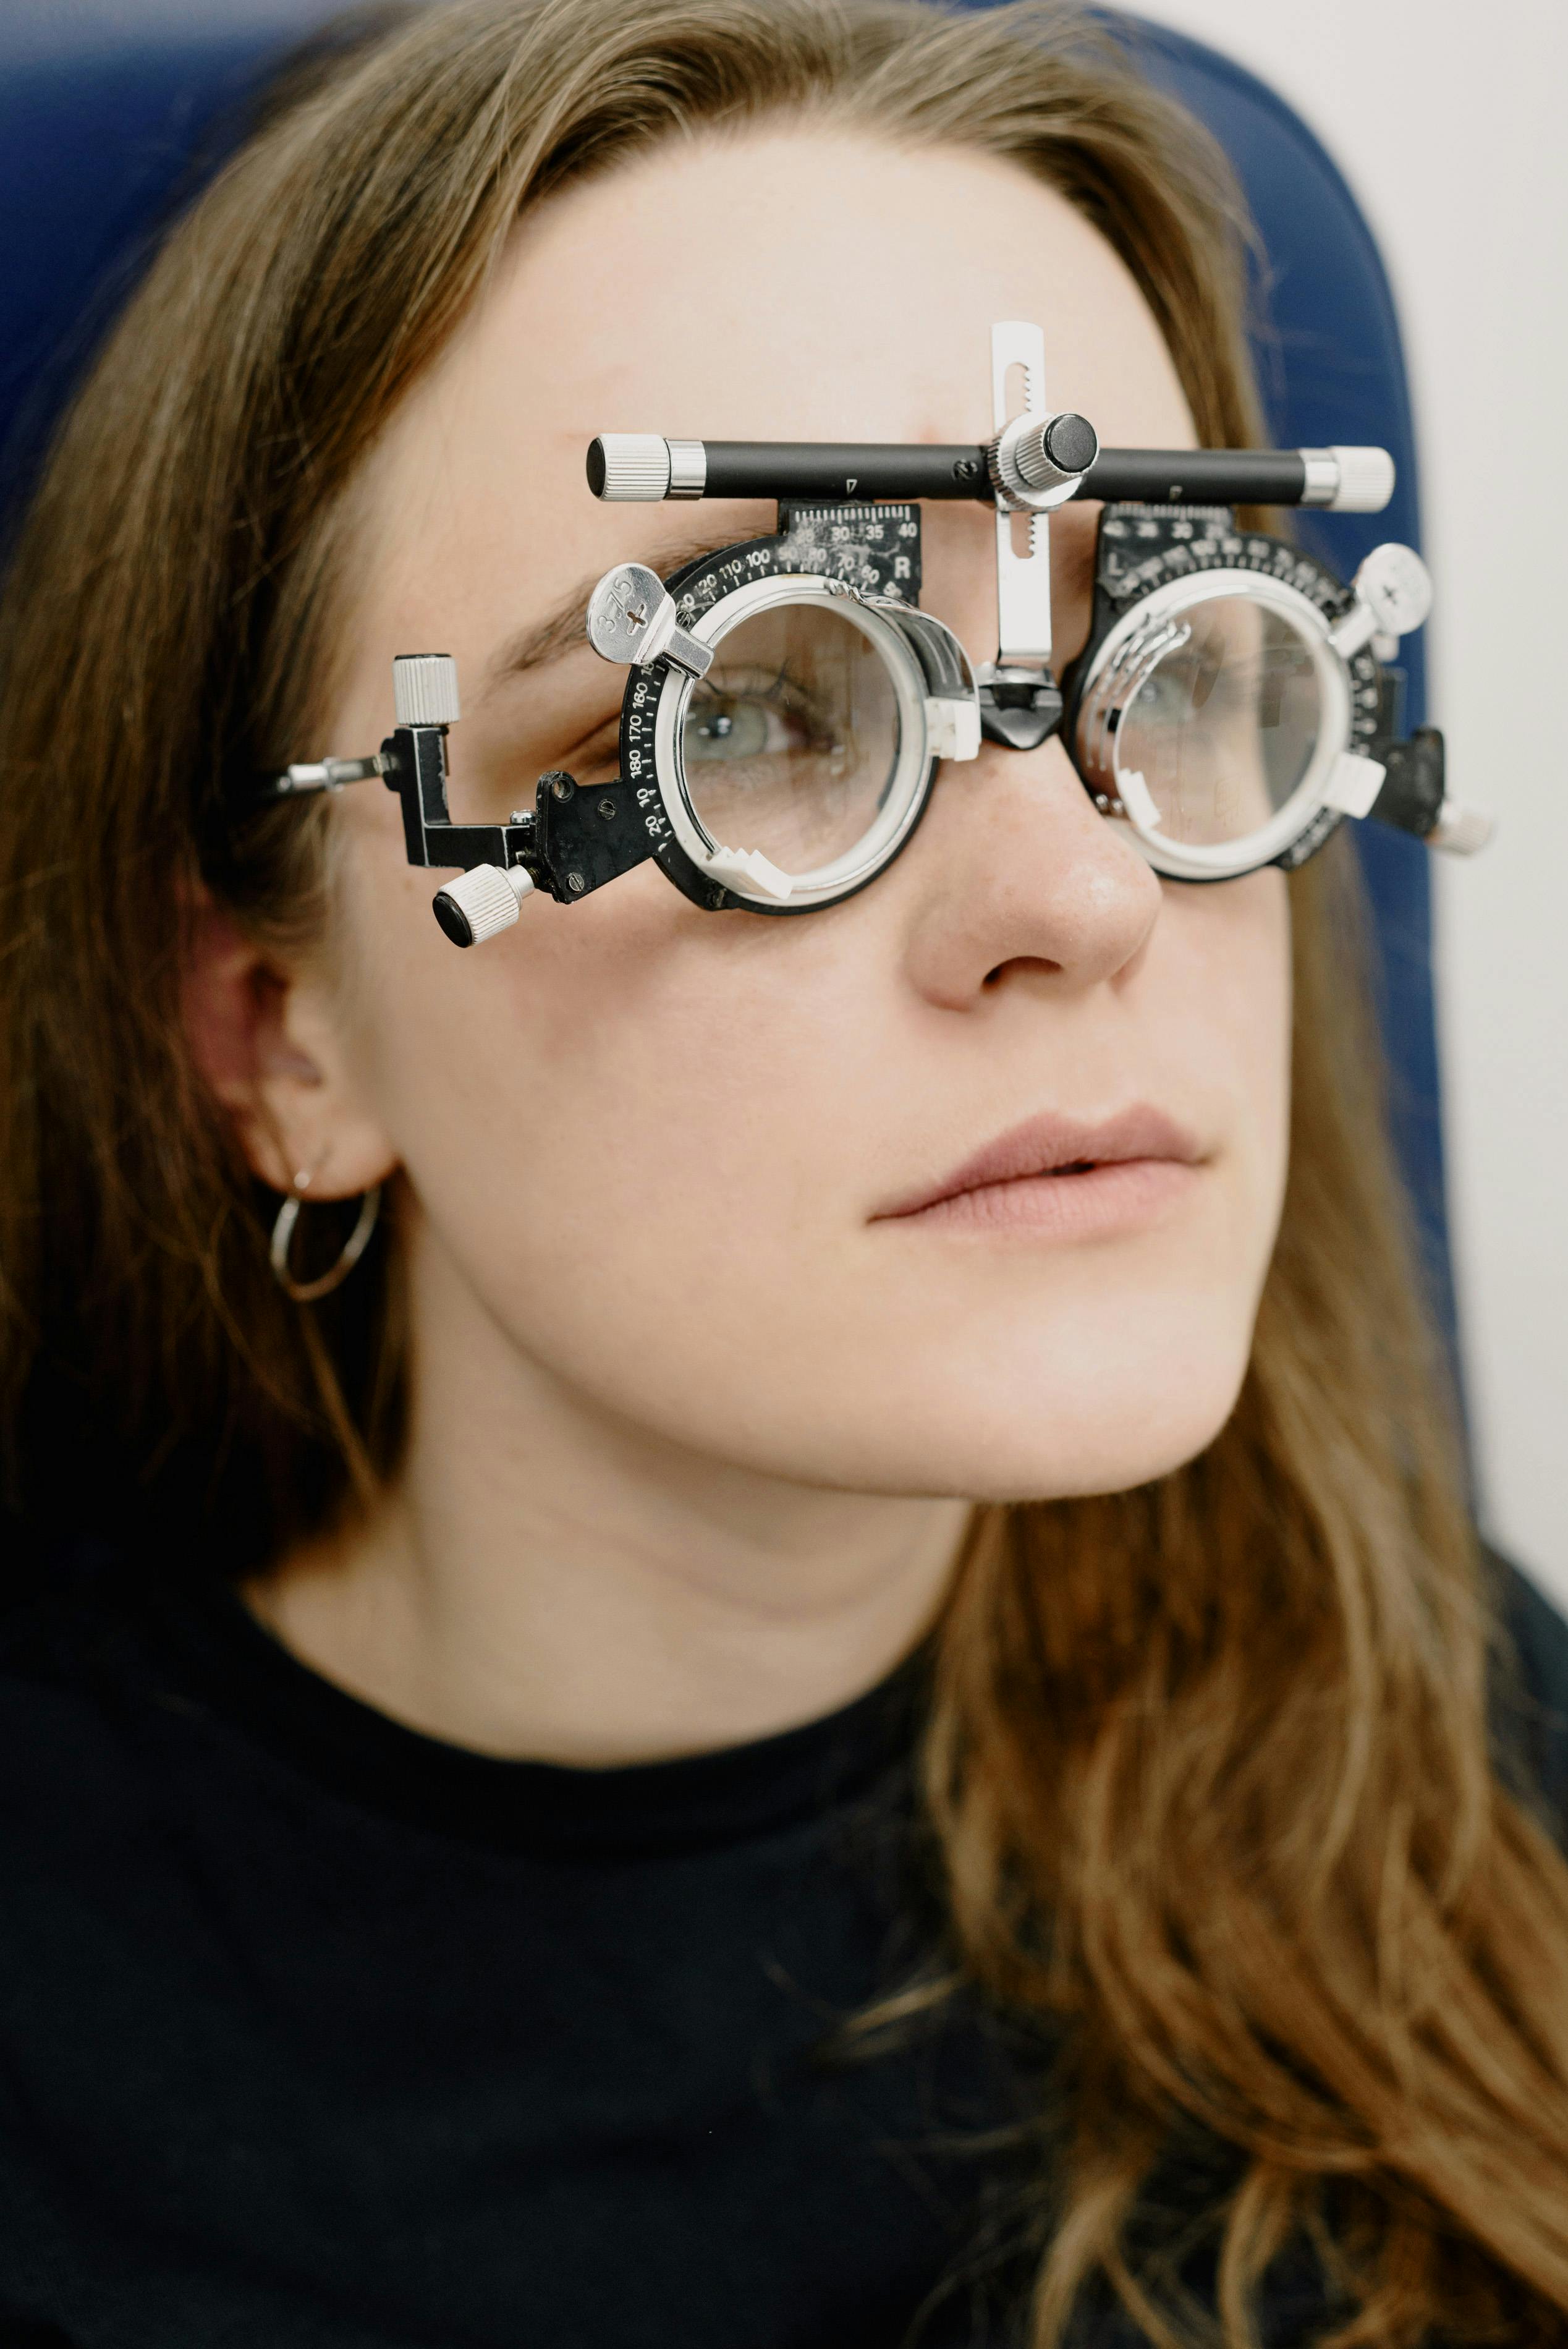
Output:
[2, 1, 1567, 2339]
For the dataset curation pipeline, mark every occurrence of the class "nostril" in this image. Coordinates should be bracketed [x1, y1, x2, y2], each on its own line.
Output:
[983, 955, 1063, 989]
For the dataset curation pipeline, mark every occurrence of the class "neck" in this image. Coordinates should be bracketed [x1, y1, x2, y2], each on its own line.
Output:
[247, 1217, 970, 1765]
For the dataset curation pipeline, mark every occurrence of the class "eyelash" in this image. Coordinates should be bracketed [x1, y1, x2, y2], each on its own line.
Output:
[547, 661, 836, 783]
[549, 712, 622, 780]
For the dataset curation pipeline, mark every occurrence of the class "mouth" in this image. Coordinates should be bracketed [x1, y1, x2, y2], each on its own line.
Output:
[871, 1105, 1206, 1237]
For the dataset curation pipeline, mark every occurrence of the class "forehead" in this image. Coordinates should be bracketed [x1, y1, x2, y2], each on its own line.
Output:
[355, 128, 1196, 634]
[514, 127, 1192, 431]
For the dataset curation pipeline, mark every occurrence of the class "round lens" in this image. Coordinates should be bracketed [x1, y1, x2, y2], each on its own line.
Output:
[680, 601, 901, 875]
[1114, 597, 1322, 847]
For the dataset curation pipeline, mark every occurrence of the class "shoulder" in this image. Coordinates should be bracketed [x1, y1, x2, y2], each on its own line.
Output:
[1487, 1547, 1568, 1842]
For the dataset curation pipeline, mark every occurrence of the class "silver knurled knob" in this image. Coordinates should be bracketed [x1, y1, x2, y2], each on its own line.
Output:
[987, 412, 1097, 511]
[1428, 799, 1494, 857]
[393, 653, 461, 726]
[1302, 448, 1396, 514]
[431, 862, 535, 948]
[1013, 412, 1098, 490]
[1329, 446, 1396, 512]
[590, 435, 672, 500]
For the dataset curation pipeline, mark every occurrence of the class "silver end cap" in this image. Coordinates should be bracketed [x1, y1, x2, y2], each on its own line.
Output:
[431, 863, 534, 947]
[393, 654, 460, 726]
[1429, 799, 1494, 856]
[1326, 447, 1396, 512]
[590, 435, 673, 501]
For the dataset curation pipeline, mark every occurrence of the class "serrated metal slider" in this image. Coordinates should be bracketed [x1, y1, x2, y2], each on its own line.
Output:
[393, 654, 460, 727]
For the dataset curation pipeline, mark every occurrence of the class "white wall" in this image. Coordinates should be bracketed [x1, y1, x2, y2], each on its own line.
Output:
[1127, 0, 1568, 1604]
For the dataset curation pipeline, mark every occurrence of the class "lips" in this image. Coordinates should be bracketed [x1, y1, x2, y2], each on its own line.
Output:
[872, 1105, 1204, 1223]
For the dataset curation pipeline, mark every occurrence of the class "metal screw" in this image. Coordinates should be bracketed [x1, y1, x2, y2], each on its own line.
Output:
[597, 797, 617, 820]
[509, 808, 530, 824]
[551, 775, 575, 801]
[567, 871, 587, 894]
[952, 457, 980, 481]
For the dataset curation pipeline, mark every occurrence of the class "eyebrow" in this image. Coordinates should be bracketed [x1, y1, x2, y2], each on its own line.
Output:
[480, 531, 762, 698]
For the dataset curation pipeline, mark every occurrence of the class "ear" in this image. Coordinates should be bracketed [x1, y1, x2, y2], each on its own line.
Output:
[182, 888, 398, 1200]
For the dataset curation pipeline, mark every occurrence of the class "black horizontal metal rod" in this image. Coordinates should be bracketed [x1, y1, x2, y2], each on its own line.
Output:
[1077, 449, 1308, 506]
[701, 443, 988, 500]
[695, 441, 1310, 508]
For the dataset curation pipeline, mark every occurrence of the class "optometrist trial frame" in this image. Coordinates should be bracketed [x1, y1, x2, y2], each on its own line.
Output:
[258, 323, 1489, 947]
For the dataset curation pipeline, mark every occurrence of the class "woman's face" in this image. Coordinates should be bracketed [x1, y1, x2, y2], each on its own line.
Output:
[311, 129, 1291, 1502]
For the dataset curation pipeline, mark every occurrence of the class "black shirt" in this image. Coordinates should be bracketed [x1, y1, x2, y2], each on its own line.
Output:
[0, 1552, 1563, 2349]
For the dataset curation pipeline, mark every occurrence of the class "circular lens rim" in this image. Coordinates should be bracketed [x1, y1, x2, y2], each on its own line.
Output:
[650, 574, 933, 909]
[1074, 569, 1354, 880]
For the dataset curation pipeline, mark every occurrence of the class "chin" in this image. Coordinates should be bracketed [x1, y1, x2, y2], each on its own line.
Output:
[678, 1314, 1255, 1505]
[855, 1392, 1247, 1504]
[949, 1390, 1245, 1503]
[785, 1292, 1260, 1503]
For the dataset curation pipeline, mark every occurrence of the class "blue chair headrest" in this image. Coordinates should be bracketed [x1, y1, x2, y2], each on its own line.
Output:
[1120, 21, 1452, 1357]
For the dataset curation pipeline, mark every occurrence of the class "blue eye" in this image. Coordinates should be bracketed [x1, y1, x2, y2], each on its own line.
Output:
[677, 603, 903, 877]
[1113, 598, 1324, 844]
[1134, 668, 1193, 718]
[684, 671, 838, 770]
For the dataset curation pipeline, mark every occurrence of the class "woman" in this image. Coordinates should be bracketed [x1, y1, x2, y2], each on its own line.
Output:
[1, 1, 1565, 2341]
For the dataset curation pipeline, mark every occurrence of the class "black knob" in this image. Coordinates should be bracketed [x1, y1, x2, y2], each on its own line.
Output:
[431, 890, 475, 948]
[1043, 413, 1098, 475]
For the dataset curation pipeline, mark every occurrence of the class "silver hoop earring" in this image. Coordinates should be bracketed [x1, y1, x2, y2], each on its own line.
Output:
[269, 1184, 383, 1303]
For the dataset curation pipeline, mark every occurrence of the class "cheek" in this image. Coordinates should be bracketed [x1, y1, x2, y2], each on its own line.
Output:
[339, 828, 874, 1312]
[1161, 865, 1293, 1210]
[333, 818, 1295, 1504]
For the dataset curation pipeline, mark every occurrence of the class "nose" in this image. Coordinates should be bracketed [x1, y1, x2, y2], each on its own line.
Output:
[896, 737, 1164, 1011]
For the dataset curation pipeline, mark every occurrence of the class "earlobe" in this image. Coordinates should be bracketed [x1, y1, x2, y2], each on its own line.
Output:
[180, 885, 398, 1200]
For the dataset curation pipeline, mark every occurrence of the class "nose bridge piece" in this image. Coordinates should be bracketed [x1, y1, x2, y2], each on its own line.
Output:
[975, 690, 1065, 754]
[905, 732, 1162, 1007]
